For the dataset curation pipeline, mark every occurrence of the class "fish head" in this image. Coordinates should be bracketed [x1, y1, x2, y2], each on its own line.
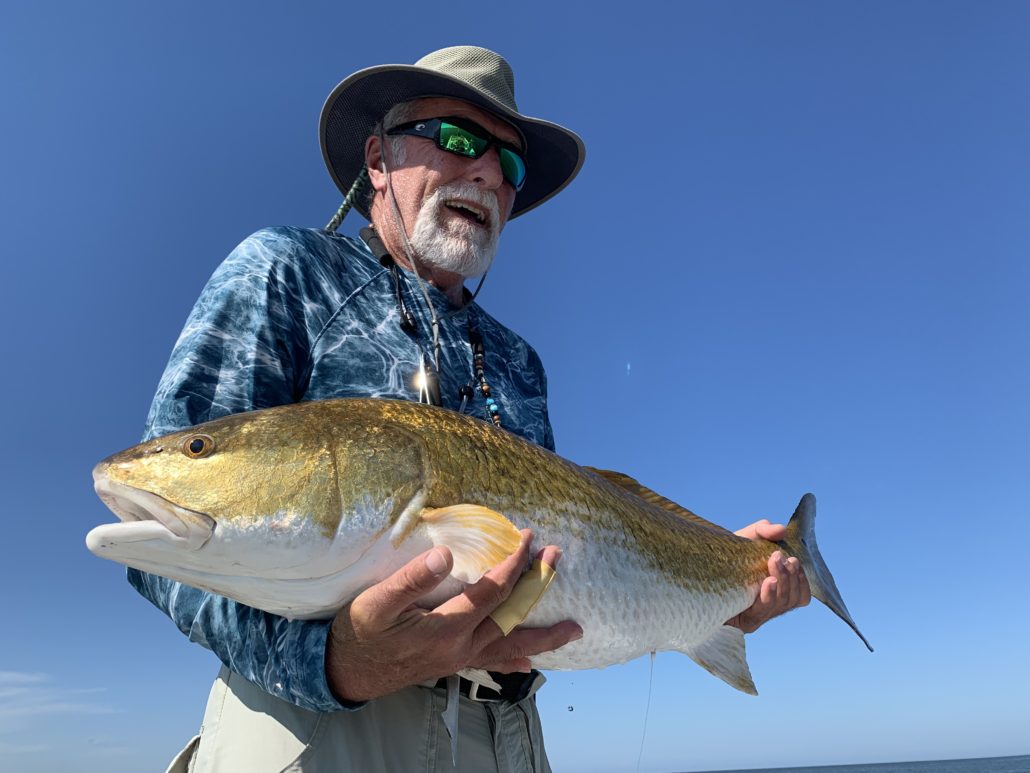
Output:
[87, 406, 361, 585]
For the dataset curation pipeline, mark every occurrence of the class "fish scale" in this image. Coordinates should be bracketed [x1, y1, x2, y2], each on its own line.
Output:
[87, 397, 871, 695]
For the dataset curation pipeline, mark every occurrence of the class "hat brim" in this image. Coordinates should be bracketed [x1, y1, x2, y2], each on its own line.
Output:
[319, 64, 585, 220]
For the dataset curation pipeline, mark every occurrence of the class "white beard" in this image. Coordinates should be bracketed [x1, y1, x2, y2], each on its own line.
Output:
[407, 184, 501, 278]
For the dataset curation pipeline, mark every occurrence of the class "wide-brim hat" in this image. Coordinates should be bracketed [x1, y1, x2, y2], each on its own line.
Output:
[319, 46, 585, 220]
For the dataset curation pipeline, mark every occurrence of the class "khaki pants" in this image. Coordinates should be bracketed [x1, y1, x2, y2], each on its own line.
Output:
[166, 667, 552, 773]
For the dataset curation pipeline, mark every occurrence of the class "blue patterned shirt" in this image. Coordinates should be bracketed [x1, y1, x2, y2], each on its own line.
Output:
[129, 226, 554, 712]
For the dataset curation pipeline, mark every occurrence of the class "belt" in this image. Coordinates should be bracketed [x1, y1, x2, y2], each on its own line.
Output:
[434, 670, 539, 703]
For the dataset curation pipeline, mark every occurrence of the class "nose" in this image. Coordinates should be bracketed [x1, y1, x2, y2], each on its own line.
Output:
[461, 146, 506, 190]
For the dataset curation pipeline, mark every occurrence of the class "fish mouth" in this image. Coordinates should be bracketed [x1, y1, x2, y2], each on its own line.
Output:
[87, 472, 215, 554]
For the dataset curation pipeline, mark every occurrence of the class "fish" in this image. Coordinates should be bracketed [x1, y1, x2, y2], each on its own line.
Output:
[87, 397, 871, 695]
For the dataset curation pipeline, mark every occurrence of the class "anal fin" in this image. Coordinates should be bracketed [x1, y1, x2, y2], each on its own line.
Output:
[682, 626, 758, 695]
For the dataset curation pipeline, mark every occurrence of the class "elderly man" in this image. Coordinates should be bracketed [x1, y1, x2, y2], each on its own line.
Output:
[137, 47, 809, 772]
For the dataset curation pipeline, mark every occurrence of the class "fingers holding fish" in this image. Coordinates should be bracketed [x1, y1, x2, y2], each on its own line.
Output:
[436, 529, 536, 633]
[726, 550, 812, 634]
[727, 520, 811, 634]
[358, 546, 456, 625]
[325, 530, 574, 702]
[471, 620, 584, 674]
[766, 552, 811, 613]
[733, 518, 786, 542]
[466, 538, 582, 671]
[326, 546, 462, 702]
[533, 544, 562, 572]
[784, 555, 812, 610]
[435, 530, 579, 674]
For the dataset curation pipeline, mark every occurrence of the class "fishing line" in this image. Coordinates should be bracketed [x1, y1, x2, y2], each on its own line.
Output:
[634, 650, 656, 773]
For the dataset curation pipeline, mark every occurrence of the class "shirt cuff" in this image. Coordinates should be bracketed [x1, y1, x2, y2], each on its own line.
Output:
[277, 618, 367, 713]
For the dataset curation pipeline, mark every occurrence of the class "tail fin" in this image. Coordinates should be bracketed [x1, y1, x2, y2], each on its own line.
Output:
[782, 494, 873, 652]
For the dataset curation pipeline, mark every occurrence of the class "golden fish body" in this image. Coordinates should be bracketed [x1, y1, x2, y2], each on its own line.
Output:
[88, 398, 869, 694]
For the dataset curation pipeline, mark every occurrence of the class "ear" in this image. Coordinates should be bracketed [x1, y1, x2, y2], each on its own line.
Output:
[365, 135, 388, 194]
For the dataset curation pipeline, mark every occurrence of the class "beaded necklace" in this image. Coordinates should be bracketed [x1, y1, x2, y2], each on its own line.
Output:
[359, 227, 502, 428]
[468, 325, 501, 427]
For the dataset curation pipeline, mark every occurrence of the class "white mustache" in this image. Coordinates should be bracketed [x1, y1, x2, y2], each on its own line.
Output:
[407, 183, 503, 279]
[430, 184, 501, 231]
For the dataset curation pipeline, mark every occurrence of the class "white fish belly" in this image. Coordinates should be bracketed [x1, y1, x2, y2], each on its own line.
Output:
[511, 519, 758, 671]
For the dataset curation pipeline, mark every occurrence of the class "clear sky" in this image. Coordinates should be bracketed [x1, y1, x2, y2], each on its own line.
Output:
[2, 2, 1028, 771]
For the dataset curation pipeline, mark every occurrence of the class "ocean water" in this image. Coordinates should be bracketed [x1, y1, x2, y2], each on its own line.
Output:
[690, 755, 1030, 773]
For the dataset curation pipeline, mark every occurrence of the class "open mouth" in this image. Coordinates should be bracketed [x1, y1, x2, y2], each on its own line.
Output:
[444, 200, 489, 227]
[90, 473, 215, 552]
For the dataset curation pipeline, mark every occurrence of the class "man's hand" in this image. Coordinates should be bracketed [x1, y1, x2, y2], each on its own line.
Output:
[325, 530, 582, 703]
[725, 519, 812, 634]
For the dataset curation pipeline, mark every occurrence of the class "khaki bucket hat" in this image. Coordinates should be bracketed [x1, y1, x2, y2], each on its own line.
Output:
[319, 45, 585, 220]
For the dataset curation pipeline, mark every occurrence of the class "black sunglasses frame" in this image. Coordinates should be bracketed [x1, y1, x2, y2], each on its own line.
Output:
[385, 116, 527, 191]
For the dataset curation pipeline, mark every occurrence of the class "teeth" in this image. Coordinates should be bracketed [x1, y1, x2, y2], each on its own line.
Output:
[447, 201, 486, 224]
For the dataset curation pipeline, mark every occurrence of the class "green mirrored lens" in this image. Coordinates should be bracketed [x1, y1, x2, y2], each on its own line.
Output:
[435, 120, 526, 190]
[499, 149, 526, 190]
[440, 123, 486, 157]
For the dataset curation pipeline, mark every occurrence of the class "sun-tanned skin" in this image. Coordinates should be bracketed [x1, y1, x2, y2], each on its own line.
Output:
[365, 98, 520, 305]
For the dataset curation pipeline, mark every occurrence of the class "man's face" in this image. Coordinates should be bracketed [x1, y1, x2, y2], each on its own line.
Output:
[369, 98, 522, 279]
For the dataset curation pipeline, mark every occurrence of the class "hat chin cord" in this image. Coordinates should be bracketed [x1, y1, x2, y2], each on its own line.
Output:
[377, 126, 492, 387]
[379, 126, 444, 382]
[323, 127, 493, 406]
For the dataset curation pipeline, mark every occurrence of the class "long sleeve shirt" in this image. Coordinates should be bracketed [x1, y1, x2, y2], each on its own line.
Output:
[129, 225, 554, 712]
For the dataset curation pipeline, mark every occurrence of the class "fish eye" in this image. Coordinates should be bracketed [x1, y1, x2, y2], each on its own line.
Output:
[182, 434, 215, 459]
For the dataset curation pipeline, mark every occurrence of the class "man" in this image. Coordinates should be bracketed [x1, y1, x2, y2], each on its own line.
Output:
[138, 46, 809, 772]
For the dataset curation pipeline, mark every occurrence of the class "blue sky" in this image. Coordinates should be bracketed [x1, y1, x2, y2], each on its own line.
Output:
[2, 2, 1028, 771]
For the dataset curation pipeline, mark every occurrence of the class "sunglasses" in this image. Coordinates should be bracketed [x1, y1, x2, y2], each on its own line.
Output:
[386, 116, 527, 191]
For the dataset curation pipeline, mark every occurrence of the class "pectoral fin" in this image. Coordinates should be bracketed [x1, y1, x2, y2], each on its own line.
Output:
[420, 505, 522, 583]
[682, 626, 758, 695]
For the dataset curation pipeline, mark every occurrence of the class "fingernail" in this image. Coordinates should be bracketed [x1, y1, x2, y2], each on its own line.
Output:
[570, 628, 584, 642]
[426, 549, 448, 576]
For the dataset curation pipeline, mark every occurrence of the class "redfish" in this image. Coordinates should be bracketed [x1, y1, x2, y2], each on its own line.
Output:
[87, 398, 870, 694]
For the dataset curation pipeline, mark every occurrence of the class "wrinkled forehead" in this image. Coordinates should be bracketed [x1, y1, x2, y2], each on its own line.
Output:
[396, 97, 523, 150]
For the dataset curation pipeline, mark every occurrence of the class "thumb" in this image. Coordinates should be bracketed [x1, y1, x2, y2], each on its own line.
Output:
[751, 521, 787, 542]
[356, 547, 454, 623]
[735, 519, 774, 541]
